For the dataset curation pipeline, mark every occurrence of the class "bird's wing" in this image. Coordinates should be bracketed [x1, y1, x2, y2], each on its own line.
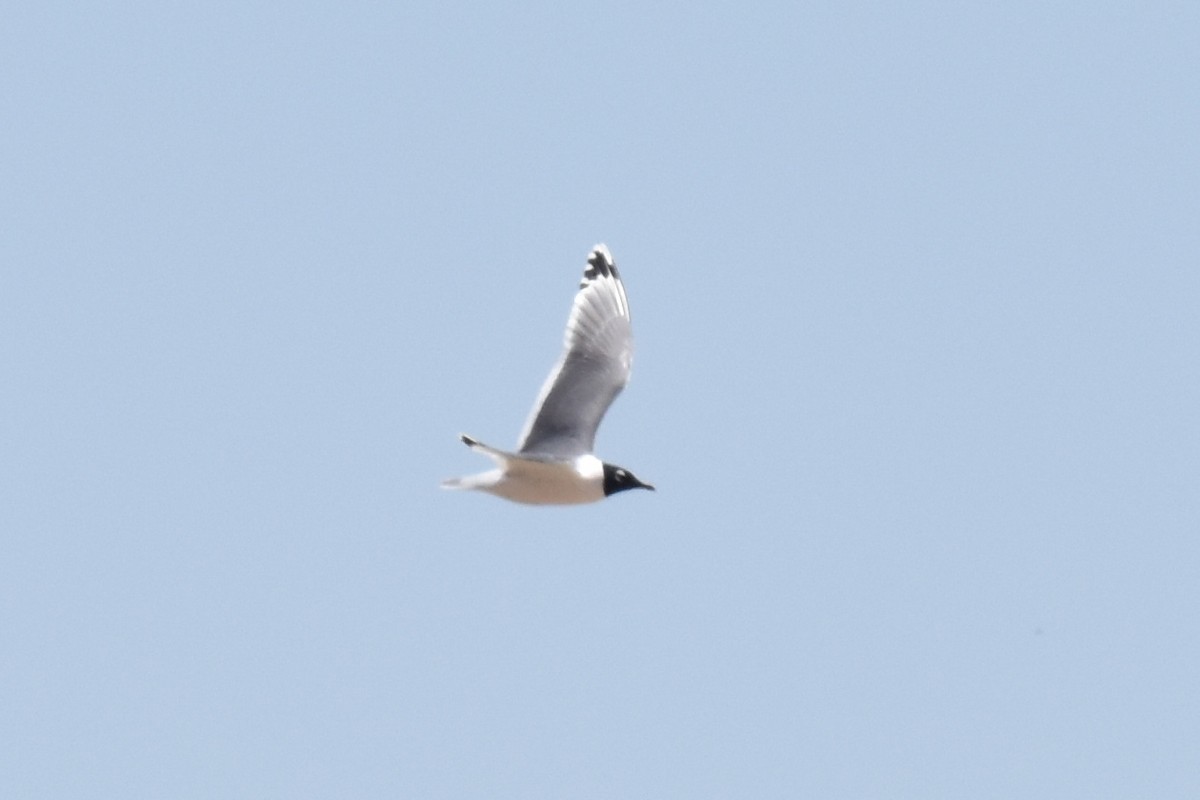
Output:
[516, 245, 634, 458]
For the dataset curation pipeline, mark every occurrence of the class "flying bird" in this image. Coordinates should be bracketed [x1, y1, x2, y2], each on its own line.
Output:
[443, 244, 654, 505]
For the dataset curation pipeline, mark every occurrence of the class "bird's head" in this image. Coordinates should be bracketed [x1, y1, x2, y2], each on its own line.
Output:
[602, 463, 655, 496]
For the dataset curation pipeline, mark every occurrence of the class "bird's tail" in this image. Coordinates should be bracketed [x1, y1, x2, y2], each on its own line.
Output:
[441, 435, 507, 492]
[440, 470, 501, 492]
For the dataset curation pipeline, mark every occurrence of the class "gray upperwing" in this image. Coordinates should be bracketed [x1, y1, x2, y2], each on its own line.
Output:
[517, 245, 633, 458]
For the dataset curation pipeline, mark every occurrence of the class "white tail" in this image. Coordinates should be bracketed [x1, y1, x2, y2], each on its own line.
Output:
[440, 469, 502, 492]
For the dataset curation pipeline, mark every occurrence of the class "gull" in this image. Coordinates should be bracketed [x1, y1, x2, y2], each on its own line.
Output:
[443, 244, 654, 505]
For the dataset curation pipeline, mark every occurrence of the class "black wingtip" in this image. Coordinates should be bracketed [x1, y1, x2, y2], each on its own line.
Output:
[581, 245, 618, 286]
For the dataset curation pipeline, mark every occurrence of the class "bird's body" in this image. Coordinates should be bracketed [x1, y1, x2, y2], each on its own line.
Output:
[442, 436, 605, 505]
[443, 245, 653, 505]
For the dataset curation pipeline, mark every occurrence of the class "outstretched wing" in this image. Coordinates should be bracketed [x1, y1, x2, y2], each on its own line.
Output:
[517, 245, 634, 458]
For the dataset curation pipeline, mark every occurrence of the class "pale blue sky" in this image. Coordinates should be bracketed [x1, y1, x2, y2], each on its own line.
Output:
[3, 2, 1198, 797]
